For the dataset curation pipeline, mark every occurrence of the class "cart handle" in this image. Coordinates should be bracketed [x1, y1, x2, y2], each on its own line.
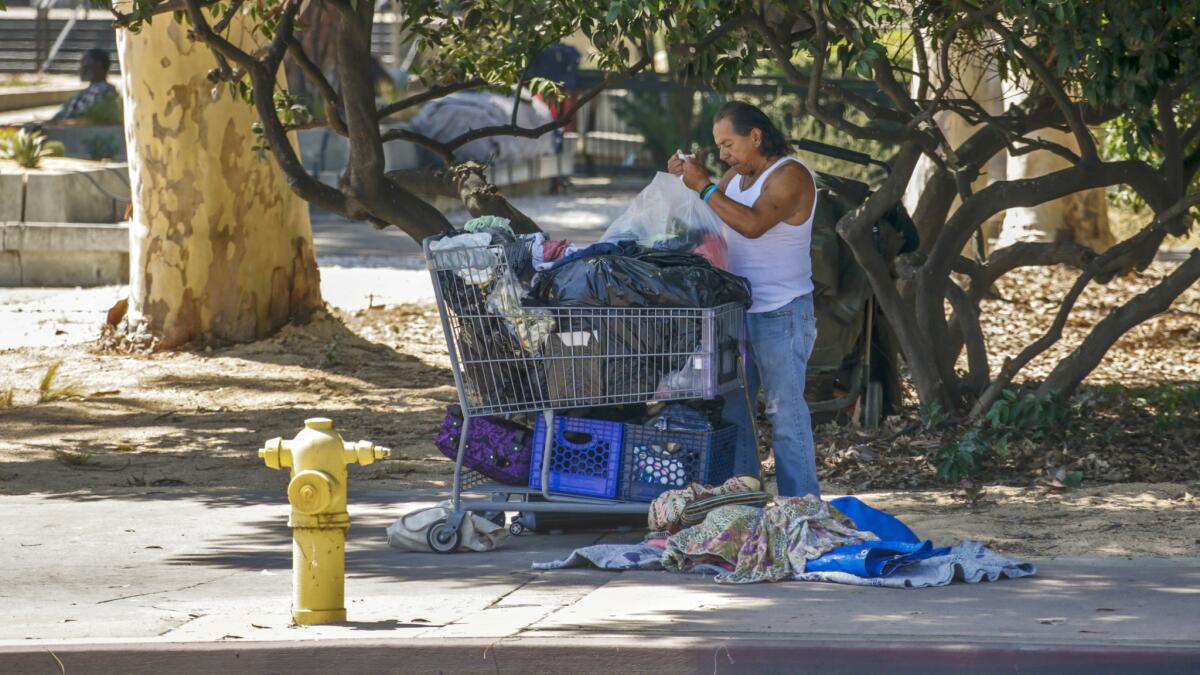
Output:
[791, 139, 891, 176]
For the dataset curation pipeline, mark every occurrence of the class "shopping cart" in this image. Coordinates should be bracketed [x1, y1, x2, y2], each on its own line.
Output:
[422, 236, 747, 552]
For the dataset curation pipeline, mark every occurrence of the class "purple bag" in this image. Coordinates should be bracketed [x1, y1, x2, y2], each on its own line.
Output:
[435, 405, 532, 486]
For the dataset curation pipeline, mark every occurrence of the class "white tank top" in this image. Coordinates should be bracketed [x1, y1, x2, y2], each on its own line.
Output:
[722, 156, 816, 313]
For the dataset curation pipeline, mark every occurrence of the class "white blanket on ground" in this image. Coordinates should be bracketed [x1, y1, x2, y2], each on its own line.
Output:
[533, 540, 1036, 588]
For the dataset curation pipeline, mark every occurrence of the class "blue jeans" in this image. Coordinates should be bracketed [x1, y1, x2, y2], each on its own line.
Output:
[722, 293, 820, 498]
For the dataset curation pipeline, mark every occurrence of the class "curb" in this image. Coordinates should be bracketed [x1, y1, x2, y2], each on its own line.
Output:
[3, 636, 1198, 674]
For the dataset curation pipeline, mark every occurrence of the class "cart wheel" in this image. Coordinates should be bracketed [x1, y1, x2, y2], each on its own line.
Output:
[864, 380, 883, 430]
[508, 522, 525, 536]
[426, 520, 462, 554]
[484, 510, 506, 528]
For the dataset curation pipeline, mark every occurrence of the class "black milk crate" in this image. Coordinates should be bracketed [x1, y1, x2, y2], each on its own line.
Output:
[618, 423, 737, 502]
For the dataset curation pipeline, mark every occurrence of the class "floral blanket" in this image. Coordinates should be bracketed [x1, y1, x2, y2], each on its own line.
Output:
[661, 496, 874, 584]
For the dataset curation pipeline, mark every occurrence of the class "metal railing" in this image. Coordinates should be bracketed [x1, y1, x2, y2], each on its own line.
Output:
[31, 0, 90, 75]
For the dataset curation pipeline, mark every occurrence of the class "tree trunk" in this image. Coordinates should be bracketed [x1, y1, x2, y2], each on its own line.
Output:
[997, 82, 1115, 252]
[902, 43, 1006, 248]
[117, 16, 323, 349]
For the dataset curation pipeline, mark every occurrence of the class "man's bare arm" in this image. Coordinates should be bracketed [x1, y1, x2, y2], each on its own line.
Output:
[706, 164, 815, 239]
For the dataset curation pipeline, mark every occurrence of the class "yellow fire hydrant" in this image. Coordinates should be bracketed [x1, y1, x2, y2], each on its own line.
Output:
[258, 417, 390, 625]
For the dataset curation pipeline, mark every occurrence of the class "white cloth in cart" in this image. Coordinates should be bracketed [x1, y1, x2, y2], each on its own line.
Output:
[429, 233, 496, 284]
[386, 501, 508, 552]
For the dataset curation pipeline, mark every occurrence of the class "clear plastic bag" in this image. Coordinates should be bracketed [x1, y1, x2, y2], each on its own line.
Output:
[602, 172, 729, 269]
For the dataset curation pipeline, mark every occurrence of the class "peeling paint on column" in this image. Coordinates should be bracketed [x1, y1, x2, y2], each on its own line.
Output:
[117, 12, 322, 348]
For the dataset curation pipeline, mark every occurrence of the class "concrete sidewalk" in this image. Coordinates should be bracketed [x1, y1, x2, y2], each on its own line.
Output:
[0, 489, 1197, 672]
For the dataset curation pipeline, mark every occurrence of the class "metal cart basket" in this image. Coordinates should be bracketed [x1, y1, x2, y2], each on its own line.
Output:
[422, 236, 746, 552]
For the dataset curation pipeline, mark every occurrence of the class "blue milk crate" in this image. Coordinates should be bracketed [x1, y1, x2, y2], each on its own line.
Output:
[529, 415, 624, 498]
[619, 423, 737, 502]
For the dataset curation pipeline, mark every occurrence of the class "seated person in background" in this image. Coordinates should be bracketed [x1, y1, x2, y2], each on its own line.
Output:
[52, 49, 119, 123]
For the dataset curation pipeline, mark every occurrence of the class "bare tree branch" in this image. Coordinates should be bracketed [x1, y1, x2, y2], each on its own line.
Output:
[286, 37, 348, 136]
[911, 22, 931, 101]
[986, 16, 1099, 163]
[439, 54, 653, 152]
[379, 127, 454, 164]
[212, 0, 244, 34]
[182, 0, 352, 219]
[1037, 248, 1200, 399]
[376, 79, 489, 120]
[837, 141, 955, 407]
[943, 98, 1082, 164]
[1157, 88, 1185, 197]
[962, 240, 1097, 303]
[970, 192, 1200, 417]
[925, 159, 1166, 282]
[755, 10, 917, 145]
[946, 280, 989, 397]
[182, 0, 257, 69]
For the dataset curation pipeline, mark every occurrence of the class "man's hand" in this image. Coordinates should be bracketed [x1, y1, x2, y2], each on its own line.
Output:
[666, 151, 685, 176]
[667, 151, 710, 191]
[680, 156, 711, 192]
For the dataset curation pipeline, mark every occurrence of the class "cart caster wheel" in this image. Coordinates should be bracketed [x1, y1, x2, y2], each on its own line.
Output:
[484, 510, 506, 528]
[427, 520, 462, 553]
[508, 522, 525, 536]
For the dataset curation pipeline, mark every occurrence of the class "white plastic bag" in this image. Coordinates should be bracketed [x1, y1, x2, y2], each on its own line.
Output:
[386, 501, 508, 552]
[602, 172, 728, 269]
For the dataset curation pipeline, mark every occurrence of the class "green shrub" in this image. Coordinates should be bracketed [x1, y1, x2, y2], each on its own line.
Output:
[83, 134, 121, 161]
[0, 129, 53, 168]
[935, 390, 1078, 482]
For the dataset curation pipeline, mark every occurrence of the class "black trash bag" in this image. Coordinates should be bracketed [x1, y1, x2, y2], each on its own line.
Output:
[456, 311, 546, 410]
[532, 247, 744, 400]
[602, 314, 700, 398]
[531, 246, 751, 309]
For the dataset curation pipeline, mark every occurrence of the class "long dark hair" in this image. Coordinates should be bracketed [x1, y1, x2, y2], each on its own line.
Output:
[713, 101, 789, 157]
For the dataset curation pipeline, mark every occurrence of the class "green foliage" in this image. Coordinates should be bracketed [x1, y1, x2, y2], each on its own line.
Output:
[0, 129, 54, 169]
[1123, 382, 1200, 429]
[83, 134, 121, 161]
[1102, 91, 1200, 212]
[613, 91, 723, 166]
[919, 400, 946, 430]
[936, 390, 1078, 482]
[80, 93, 123, 126]
[400, 0, 752, 94]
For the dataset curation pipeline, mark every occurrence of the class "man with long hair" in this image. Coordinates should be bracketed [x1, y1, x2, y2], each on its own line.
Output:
[667, 101, 821, 498]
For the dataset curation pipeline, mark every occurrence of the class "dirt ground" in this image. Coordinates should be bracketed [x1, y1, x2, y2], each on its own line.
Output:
[0, 262, 1198, 558]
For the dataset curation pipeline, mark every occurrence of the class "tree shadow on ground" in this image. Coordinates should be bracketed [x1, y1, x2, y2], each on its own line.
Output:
[0, 403, 454, 495]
